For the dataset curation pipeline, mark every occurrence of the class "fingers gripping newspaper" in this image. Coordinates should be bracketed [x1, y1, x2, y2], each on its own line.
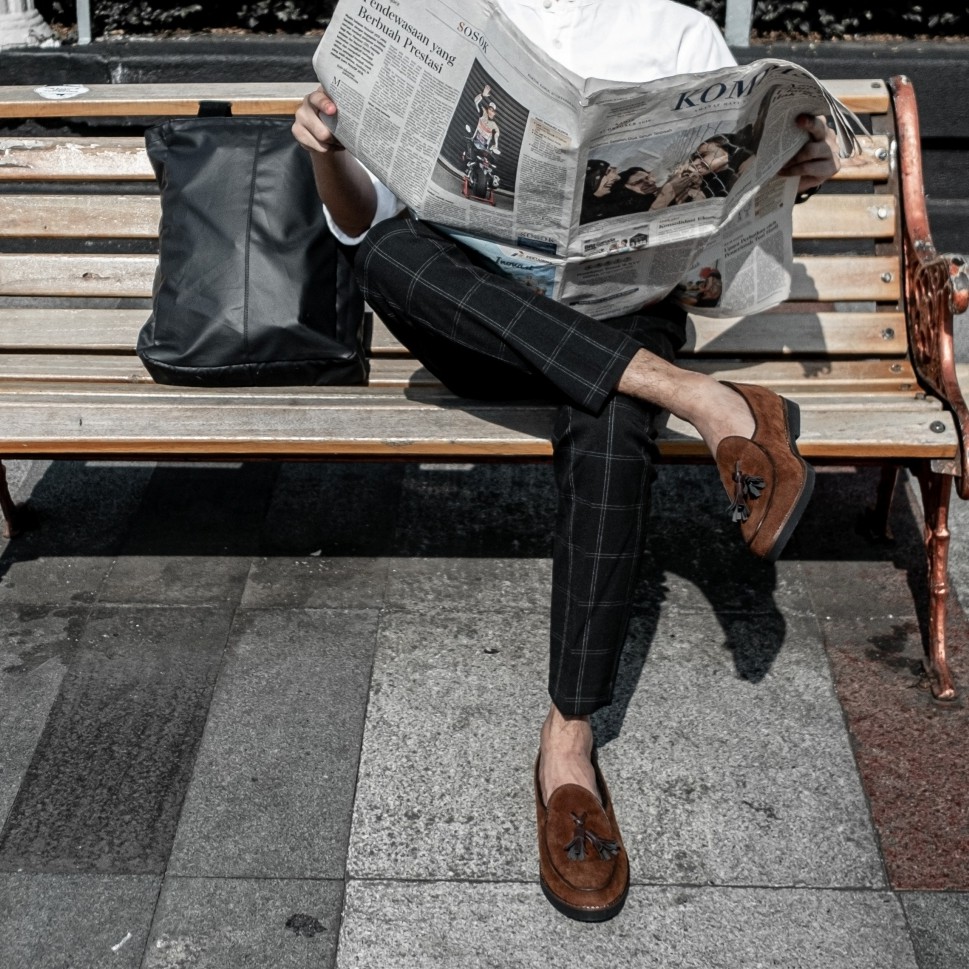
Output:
[313, 0, 862, 319]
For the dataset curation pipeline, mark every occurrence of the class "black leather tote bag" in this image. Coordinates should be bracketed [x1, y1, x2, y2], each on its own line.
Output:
[137, 114, 368, 386]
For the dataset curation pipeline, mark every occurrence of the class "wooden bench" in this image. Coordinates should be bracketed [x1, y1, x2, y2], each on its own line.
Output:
[1, 79, 967, 699]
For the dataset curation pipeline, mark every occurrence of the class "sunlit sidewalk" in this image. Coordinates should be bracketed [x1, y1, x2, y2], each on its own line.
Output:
[0, 457, 966, 968]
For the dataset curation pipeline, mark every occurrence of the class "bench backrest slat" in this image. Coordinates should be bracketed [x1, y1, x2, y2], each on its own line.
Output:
[0, 191, 898, 241]
[0, 79, 890, 118]
[0, 252, 903, 302]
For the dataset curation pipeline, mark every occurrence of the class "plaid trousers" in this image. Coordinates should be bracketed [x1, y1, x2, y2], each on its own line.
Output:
[355, 218, 687, 715]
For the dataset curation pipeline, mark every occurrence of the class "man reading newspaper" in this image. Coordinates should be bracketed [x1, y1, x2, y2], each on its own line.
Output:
[293, 0, 839, 923]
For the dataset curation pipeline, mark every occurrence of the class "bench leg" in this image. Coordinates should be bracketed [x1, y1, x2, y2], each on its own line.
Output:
[0, 459, 31, 541]
[914, 464, 957, 700]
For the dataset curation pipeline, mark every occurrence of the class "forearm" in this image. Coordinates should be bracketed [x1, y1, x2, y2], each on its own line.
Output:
[310, 149, 378, 239]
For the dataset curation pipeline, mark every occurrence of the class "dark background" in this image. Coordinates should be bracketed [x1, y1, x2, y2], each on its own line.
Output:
[29, 1, 969, 39]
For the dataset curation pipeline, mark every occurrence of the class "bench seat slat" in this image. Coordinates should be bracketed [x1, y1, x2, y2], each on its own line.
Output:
[0, 398, 954, 460]
[0, 254, 903, 302]
[0, 308, 909, 357]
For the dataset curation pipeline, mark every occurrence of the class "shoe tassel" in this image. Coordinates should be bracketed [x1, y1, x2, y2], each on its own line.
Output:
[728, 461, 766, 523]
[565, 812, 620, 861]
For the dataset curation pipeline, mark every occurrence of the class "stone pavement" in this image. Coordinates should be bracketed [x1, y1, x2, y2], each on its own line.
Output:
[1, 455, 967, 968]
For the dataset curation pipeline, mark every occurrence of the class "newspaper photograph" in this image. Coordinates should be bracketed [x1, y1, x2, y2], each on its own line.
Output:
[313, 0, 863, 319]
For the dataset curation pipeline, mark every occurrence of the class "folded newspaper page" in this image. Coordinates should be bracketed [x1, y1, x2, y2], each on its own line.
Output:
[313, 0, 863, 319]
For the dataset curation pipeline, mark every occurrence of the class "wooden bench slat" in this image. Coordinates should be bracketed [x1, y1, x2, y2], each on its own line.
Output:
[0, 307, 910, 358]
[789, 255, 900, 302]
[0, 195, 159, 238]
[0, 253, 157, 297]
[0, 191, 896, 242]
[0, 253, 903, 302]
[0, 83, 313, 119]
[0, 80, 889, 119]
[0, 382, 944, 410]
[0, 137, 153, 181]
[792, 194, 895, 239]
[0, 134, 893, 184]
[0, 352, 921, 391]
[0, 399, 953, 461]
[685, 310, 908, 356]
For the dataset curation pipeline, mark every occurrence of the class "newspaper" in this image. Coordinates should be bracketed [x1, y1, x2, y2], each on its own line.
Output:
[312, 0, 863, 320]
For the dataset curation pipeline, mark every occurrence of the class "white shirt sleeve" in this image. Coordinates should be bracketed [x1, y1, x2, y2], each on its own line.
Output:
[322, 162, 407, 246]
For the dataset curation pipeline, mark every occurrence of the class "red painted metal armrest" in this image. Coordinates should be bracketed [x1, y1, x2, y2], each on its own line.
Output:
[892, 75, 969, 499]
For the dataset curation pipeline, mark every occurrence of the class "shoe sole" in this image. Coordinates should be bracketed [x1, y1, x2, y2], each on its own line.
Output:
[760, 397, 815, 563]
[540, 874, 628, 922]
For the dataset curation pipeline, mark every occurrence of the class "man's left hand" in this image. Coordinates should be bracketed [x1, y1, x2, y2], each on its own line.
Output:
[778, 114, 841, 194]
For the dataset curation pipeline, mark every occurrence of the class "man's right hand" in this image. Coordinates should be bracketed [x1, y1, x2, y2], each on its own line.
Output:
[292, 86, 345, 153]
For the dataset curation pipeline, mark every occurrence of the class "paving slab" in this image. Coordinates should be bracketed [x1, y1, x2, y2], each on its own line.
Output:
[901, 892, 969, 969]
[347, 604, 549, 882]
[337, 881, 918, 969]
[168, 607, 379, 879]
[0, 605, 85, 831]
[348, 595, 882, 888]
[143, 876, 343, 969]
[0, 461, 154, 606]
[242, 556, 393, 609]
[383, 555, 553, 612]
[0, 606, 232, 874]
[0, 872, 159, 969]
[99, 463, 277, 605]
[597, 607, 884, 888]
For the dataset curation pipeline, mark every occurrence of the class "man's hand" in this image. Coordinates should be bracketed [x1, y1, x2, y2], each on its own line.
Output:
[292, 85, 345, 153]
[778, 114, 840, 194]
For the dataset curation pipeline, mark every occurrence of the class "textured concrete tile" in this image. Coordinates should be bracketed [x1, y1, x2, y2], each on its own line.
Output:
[597, 607, 884, 888]
[901, 892, 969, 969]
[384, 556, 552, 612]
[242, 556, 392, 609]
[0, 606, 232, 874]
[0, 872, 158, 969]
[349, 602, 882, 889]
[143, 876, 342, 969]
[0, 461, 154, 605]
[168, 607, 379, 879]
[260, 462, 406, 556]
[347, 605, 548, 882]
[393, 463, 556, 556]
[0, 605, 85, 829]
[338, 882, 918, 969]
[99, 464, 277, 605]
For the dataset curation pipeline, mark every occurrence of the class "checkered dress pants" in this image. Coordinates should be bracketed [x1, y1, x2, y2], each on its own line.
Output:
[355, 218, 687, 715]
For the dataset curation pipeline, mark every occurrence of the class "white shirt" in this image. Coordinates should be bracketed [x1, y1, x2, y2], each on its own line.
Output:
[325, 0, 736, 243]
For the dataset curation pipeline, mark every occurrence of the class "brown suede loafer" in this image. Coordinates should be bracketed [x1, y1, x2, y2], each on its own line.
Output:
[715, 381, 815, 562]
[534, 754, 629, 922]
